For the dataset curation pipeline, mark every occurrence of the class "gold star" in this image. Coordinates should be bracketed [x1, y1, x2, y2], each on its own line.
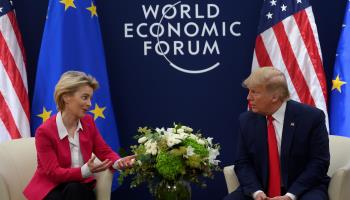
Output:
[60, 0, 76, 11]
[37, 107, 52, 123]
[89, 103, 106, 120]
[86, 2, 98, 17]
[332, 75, 347, 93]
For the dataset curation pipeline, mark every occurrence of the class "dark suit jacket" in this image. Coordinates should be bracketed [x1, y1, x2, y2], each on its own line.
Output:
[23, 114, 120, 200]
[234, 100, 330, 197]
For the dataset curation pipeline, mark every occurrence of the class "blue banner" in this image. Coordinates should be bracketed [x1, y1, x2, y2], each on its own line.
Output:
[31, 0, 121, 189]
[330, 2, 350, 137]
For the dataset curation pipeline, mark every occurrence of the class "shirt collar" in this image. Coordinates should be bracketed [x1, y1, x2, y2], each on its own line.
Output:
[271, 101, 287, 124]
[56, 112, 83, 140]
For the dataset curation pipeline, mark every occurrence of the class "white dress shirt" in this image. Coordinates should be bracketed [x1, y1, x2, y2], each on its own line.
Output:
[252, 102, 296, 200]
[56, 112, 121, 179]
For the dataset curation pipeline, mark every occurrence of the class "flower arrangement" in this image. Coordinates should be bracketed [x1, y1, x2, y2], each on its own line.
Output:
[118, 123, 221, 196]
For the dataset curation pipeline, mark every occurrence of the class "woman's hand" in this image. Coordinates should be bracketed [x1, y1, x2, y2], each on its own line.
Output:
[87, 155, 112, 173]
[116, 155, 136, 170]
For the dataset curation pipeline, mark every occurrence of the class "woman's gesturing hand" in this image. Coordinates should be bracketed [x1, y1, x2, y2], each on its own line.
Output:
[87, 155, 112, 173]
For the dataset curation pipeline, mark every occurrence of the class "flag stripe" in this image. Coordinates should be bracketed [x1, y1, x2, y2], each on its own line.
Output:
[282, 15, 328, 121]
[259, 29, 300, 102]
[0, 61, 30, 138]
[294, 9, 328, 103]
[0, 119, 11, 141]
[255, 35, 273, 66]
[0, 14, 28, 92]
[0, 30, 30, 120]
[272, 22, 315, 106]
[7, 11, 27, 68]
[0, 92, 21, 139]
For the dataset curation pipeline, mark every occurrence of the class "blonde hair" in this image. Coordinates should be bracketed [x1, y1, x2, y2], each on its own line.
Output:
[243, 66, 290, 101]
[54, 71, 99, 111]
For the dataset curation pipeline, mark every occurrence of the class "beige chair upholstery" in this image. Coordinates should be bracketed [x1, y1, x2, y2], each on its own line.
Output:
[223, 135, 350, 200]
[0, 137, 114, 200]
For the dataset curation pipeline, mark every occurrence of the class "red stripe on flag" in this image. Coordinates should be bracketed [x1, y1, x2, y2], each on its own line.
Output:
[293, 10, 328, 103]
[0, 92, 21, 139]
[7, 11, 27, 68]
[272, 22, 315, 106]
[255, 35, 273, 66]
[0, 31, 30, 119]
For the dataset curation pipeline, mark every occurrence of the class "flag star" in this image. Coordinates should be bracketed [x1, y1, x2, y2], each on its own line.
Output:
[89, 103, 106, 120]
[270, 0, 277, 6]
[60, 0, 76, 11]
[332, 75, 347, 93]
[297, 0, 302, 3]
[266, 12, 273, 19]
[37, 107, 52, 123]
[86, 2, 98, 17]
[0, 7, 3, 13]
[343, 24, 346, 28]
[281, 4, 287, 11]
[9, 1, 13, 5]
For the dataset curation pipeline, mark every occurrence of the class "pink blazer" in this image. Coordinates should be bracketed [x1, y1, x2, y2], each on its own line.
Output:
[23, 114, 120, 200]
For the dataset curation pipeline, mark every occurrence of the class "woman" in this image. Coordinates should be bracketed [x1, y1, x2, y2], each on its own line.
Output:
[24, 71, 134, 200]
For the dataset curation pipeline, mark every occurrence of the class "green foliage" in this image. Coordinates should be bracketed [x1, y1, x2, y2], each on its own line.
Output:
[156, 152, 185, 180]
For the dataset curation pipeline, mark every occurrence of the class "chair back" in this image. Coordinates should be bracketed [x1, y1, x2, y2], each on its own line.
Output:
[0, 138, 37, 200]
[328, 135, 350, 176]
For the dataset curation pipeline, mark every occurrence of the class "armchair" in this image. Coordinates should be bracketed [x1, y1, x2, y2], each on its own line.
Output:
[0, 137, 114, 200]
[223, 135, 350, 200]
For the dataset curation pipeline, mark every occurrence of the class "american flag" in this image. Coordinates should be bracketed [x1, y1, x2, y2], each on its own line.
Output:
[252, 0, 328, 128]
[0, 0, 30, 142]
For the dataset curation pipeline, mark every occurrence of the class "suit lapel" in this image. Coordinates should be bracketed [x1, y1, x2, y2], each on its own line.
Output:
[79, 120, 91, 163]
[256, 114, 269, 188]
[280, 100, 297, 186]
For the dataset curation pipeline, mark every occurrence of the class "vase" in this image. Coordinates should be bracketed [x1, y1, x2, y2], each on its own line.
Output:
[153, 180, 191, 200]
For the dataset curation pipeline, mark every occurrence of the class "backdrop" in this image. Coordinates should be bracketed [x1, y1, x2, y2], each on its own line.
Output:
[14, 0, 347, 199]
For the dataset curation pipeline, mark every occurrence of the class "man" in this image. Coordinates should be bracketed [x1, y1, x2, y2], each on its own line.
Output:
[224, 67, 330, 200]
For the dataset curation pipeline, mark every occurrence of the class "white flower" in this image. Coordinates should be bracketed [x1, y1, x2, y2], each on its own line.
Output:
[178, 132, 189, 140]
[138, 136, 148, 144]
[155, 127, 165, 133]
[208, 147, 220, 165]
[164, 132, 182, 147]
[186, 146, 195, 157]
[167, 128, 174, 133]
[177, 128, 185, 134]
[207, 137, 213, 146]
[197, 139, 206, 145]
[189, 134, 198, 140]
[145, 140, 158, 155]
[182, 126, 193, 132]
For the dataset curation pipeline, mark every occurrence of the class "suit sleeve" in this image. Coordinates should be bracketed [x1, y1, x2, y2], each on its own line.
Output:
[234, 115, 263, 196]
[288, 110, 330, 196]
[90, 117, 121, 166]
[35, 127, 84, 183]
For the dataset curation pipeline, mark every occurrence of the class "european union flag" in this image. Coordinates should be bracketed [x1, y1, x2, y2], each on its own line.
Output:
[330, 2, 350, 137]
[31, 0, 121, 189]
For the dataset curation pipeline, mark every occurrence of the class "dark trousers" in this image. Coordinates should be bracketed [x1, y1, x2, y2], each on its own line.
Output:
[223, 186, 328, 200]
[44, 182, 95, 200]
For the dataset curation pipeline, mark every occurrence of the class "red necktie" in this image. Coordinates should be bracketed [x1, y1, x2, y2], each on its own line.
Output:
[267, 115, 281, 197]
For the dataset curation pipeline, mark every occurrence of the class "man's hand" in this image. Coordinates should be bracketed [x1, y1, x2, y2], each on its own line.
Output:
[255, 191, 267, 200]
[87, 155, 112, 173]
[116, 155, 136, 170]
[267, 195, 292, 200]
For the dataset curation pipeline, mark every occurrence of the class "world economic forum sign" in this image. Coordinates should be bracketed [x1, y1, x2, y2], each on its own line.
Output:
[123, 1, 242, 74]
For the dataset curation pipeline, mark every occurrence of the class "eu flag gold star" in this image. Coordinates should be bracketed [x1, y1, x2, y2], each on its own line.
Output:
[332, 75, 346, 93]
[37, 107, 52, 123]
[60, 0, 76, 11]
[86, 2, 98, 17]
[89, 103, 106, 120]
